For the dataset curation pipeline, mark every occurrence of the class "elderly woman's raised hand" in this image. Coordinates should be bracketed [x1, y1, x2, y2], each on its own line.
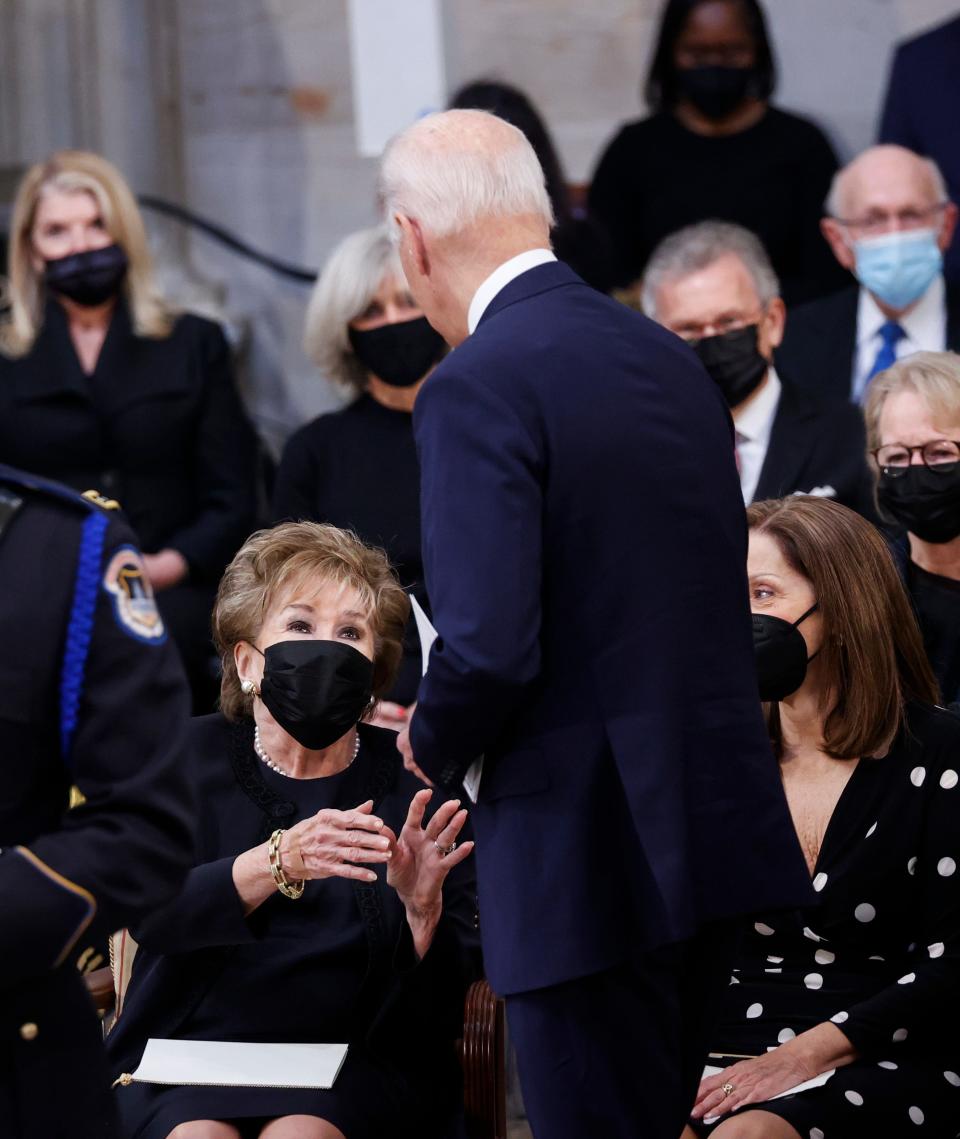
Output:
[281, 799, 393, 884]
[387, 789, 474, 956]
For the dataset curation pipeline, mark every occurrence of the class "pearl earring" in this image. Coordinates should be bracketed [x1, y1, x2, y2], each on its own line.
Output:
[241, 679, 258, 697]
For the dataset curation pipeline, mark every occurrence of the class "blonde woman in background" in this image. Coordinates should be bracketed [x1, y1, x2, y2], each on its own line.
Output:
[0, 150, 258, 709]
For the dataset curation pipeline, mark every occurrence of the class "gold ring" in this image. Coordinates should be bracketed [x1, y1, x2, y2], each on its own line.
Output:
[721, 1082, 736, 1098]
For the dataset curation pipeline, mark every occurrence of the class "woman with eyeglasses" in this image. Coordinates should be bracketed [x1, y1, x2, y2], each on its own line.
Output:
[865, 351, 960, 707]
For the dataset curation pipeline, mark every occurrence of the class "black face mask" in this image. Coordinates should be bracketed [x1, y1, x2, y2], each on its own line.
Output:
[877, 464, 960, 544]
[45, 243, 128, 307]
[349, 316, 446, 389]
[256, 639, 374, 751]
[692, 324, 768, 408]
[752, 603, 818, 702]
[675, 65, 758, 121]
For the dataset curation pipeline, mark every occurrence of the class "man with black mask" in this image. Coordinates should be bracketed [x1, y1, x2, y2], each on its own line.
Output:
[644, 220, 876, 516]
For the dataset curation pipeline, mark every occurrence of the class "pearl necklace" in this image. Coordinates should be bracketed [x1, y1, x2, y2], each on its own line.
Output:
[253, 725, 360, 778]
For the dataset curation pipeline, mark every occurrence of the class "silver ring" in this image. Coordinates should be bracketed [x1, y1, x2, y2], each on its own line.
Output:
[434, 839, 457, 857]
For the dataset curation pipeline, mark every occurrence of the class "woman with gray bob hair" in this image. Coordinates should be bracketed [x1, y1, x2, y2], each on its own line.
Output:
[274, 226, 446, 726]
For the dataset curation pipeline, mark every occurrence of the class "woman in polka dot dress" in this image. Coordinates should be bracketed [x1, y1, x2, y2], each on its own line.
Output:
[686, 498, 960, 1139]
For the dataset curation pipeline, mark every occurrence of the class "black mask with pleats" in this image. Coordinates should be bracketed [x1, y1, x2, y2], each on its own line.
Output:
[692, 324, 768, 408]
[256, 639, 374, 751]
[877, 464, 960, 545]
[349, 316, 446, 388]
[45, 243, 128, 307]
[675, 65, 758, 121]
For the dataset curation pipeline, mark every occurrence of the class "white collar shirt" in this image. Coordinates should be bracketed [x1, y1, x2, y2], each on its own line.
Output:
[466, 249, 557, 335]
[732, 367, 782, 505]
[853, 275, 947, 400]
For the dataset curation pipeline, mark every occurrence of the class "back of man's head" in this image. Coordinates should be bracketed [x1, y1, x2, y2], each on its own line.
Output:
[379, 109, 554, 242]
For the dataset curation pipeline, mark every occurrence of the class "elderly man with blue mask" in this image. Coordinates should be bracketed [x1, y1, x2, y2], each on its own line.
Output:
[777, 144, 959, 405]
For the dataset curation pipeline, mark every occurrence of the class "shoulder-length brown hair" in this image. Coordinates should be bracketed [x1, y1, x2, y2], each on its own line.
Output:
[2, 149, 172, 357]
[747, 497, 938, 759]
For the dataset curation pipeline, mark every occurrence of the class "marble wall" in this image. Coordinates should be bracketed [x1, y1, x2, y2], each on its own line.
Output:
[1, 0, 957, 445]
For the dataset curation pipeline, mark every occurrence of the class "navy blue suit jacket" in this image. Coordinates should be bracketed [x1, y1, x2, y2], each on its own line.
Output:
[879, 15, 960, 284]
[411, 262, 812, 996]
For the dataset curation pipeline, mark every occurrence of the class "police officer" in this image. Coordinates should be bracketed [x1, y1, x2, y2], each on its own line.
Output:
[0, 464, 196, 1138]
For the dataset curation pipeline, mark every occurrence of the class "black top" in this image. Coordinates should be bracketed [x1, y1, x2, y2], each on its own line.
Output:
[107, 715, 480, 1135]
[0, 299, 258, 582]
[906, 562, 960, 709]
[714, 704, 960, 1060]
[588, 108, 848, 304]
[273, 394, 425, 704]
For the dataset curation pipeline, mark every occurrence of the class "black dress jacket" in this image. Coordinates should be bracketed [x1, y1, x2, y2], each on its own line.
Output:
[0, 299, 258, 582]
[753, 376, 877, 518]
[776, 284, 960, 406]
[0, 465, 196, 1139]
[107, 716, 481, 1132]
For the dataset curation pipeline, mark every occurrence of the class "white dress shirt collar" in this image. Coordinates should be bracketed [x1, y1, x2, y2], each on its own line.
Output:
[466, 248, 557, 335]
[732, 367, 782, 505]
[856, 274, 946, 350]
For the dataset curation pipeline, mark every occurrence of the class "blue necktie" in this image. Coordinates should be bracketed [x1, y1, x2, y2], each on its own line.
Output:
[859, 321, 906, 401]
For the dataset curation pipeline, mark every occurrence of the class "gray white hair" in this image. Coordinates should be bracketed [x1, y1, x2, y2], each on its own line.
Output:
[303, 225, 404, 393]
[825, 149, 949, 219]
[379, 108, 554, 240]
[641, 220, 780, 319]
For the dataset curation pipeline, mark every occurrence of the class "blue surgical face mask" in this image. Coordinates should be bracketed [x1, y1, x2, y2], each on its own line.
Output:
[852, 228, 943, 311]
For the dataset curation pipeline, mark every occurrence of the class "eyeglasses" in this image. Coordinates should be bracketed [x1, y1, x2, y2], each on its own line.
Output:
[872, 439, 960, 476]
[675, 312, 763, 346]
[835, 202, 948, 239]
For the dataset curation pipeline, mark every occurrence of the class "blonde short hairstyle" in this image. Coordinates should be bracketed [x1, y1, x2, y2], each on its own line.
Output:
[863, 351, 960, 452]
[213, 522, 410, 721]
[2, 149, 172, 357]
[303, 226, 404, 393]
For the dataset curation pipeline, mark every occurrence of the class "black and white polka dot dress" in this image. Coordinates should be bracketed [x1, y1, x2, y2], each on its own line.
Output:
[699, 704, 960, 1138]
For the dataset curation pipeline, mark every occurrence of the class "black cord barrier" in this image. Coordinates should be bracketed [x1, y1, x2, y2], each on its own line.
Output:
[138, 195, 318, 284]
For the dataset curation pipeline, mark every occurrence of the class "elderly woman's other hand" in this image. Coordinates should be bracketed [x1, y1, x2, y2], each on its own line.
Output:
[387, 788, 473, 957]
[282, 799, 393, 883]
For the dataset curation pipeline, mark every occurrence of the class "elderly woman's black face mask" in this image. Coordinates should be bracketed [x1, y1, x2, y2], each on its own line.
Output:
[253, 639, 374, 750]
[349, 315, 446, 388]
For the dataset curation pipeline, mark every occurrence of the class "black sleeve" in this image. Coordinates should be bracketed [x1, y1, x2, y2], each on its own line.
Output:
[588, 126, 645, 289]
[166, 321, 259, 579]
[272, 422, 325, 523]
[0, 514, 196, 983]
[839, 719, 960, 1058]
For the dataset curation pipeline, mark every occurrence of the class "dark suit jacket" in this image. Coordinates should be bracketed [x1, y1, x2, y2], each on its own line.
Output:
[0, 299, 258, 582]
[410, 261, 812, 996]
[775, 284, 960, 406]
[753, 375, 876, 518]
[880, 15, 960, 285]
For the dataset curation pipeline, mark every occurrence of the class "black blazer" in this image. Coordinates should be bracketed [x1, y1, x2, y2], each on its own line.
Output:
[753, 376, 876, 518]
[107, 716, 481, 1125]
[776, 284, 960, 405]
[0, 300, 258, 582]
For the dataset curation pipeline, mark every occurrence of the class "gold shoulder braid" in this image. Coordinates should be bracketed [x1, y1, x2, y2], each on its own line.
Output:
[82, 489, 121, 511]
[268, 828, 304, 899]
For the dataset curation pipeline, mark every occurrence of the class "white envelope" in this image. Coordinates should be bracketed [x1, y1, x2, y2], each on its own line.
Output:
[120, 1038, 348, 1090]
[410, 595, 483, 802]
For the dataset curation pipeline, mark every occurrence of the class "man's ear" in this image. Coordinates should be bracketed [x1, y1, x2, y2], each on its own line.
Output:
[821, 217, 855, 273]
[761, 296, 787, 355]
[395, 214, 430, 278]
[938, 201, 958, 253]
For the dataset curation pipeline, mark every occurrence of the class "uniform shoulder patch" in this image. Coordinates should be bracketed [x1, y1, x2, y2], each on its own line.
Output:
[102, 546, 166, 643]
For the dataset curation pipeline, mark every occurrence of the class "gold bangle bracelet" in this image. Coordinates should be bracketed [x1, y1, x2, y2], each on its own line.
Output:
[268, 828, 304, 900]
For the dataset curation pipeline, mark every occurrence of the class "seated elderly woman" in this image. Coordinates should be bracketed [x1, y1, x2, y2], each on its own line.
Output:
[864, 351, 960, 707]
[685, 497, 960, 1139]
[107, 522, 480, 1139]
[273, 226, 447, 727]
